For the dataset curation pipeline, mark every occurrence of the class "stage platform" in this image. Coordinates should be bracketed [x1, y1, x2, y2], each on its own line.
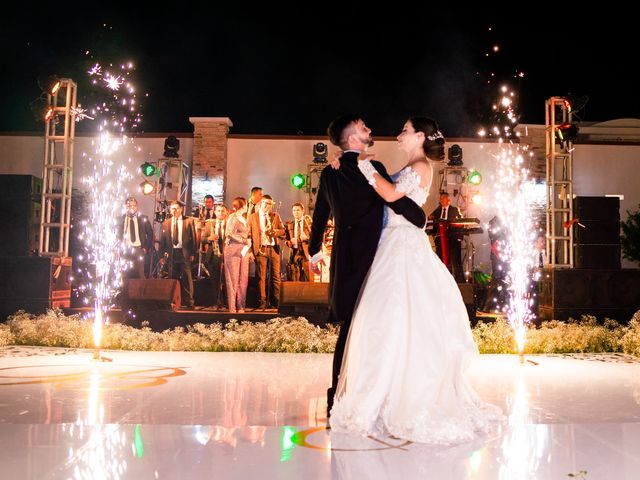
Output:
[1, 347, 640, 479]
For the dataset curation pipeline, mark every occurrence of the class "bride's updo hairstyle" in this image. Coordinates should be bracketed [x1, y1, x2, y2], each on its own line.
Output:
[409, 117, 445, 161]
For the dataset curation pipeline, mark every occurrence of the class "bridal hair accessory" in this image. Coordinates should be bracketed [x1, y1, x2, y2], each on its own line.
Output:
[427, 131, 444, 141]
[357, 159, 378, 187]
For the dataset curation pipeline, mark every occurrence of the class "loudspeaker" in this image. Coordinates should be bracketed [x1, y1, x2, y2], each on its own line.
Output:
[574, 220, 620, 245]
[573, 196, 620, 221]
[280, 281, 329, 306]
[0, 256, 71, 320]
[0, 175, 42, 256]
[575, 244, 621, 269]
[0, 175, 42, 198]
[538, 268, 640, 321]
[279, 281, 329, 319]
[122, 278, 181, 311]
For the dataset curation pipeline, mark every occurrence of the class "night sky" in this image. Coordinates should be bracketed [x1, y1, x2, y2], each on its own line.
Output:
[1, 6, 637, 138]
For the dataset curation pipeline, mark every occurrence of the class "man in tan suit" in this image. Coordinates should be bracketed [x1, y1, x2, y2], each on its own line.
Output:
[247, 195, 285, 309]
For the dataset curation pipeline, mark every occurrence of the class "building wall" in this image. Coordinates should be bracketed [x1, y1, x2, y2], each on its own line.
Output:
[1, 132, 638, 270]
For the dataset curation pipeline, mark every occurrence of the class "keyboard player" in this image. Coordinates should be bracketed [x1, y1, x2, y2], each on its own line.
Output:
[429, 192, 465, 282]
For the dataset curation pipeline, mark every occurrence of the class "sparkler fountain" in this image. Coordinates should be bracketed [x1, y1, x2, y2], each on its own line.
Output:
[482, 86, 541, 363]
[76, 60, 143, 360]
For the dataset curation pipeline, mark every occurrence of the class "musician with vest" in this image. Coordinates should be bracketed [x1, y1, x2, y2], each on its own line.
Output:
[247, 195, 285, 309]
[285, 202, 313, 282]
[429, 192, 465, 282]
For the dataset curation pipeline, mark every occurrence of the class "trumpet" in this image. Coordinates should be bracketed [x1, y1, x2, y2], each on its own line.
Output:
[259, 200, 282, 256]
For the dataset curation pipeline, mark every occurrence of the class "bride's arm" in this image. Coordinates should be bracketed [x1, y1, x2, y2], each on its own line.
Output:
[358, 157, 429, 202]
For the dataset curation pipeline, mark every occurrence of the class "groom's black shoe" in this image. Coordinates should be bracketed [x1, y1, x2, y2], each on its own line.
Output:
[327, 387, 335, 418]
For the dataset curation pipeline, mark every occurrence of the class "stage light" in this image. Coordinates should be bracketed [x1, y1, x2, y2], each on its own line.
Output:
[472, 193, 483, 205]
[164, 135, 180, 158]
[291, 173, 306, 189]
[140, 180, 155, 195]
[563, 95, 589, 114]
[556, 123, 579, 144]
[38, 75, 61, 96]
[44, 107, 54, 121]
[468, 170, 482, 185]
[313, 142, 328, 164]
[140, 162, 156, 177]
[447, 144, 463, 166]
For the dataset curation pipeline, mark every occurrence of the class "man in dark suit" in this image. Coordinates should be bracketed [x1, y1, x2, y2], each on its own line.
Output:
[201, 204, 228, 308]
[247, 195, 285, 309]
[119, 196, 154, 279]
[246, 186, 263, 218]
[285, 202, 312, 281]
[429, 192, 464, 281]
[159, 200, 197, 308]
[308, 114, 427, 415]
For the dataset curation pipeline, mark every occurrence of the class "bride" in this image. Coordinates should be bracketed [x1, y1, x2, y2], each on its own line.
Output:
[329, 117, 501, 444]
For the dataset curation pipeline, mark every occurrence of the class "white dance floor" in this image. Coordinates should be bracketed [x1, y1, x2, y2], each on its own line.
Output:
[1, 347, 640, 479]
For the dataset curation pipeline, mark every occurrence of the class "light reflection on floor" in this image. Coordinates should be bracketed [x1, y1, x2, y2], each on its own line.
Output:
[1, 347, 640, 479]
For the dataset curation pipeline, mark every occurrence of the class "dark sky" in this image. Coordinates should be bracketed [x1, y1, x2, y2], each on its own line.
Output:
[1, 6, 637, 138]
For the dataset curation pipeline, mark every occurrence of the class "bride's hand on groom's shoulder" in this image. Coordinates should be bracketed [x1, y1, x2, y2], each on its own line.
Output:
[330, 151, 343, 170]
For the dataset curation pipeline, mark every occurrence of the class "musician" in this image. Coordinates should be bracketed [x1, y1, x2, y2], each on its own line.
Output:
[202, 195, 216, 220]
[247, 195, 285, 309]
[201, 204, 228, 308]
[429, 192, 464, 282]
[285, 202, 312, 281]
[246, 186, 263, 217]
[159, 200, 197, 308]
[224, 197, 251, 313]
[119, 196, 154, 279]
[483, 215, 508, 312]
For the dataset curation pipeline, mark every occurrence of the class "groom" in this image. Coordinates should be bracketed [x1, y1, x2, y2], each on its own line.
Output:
[308, 114, 427, 416]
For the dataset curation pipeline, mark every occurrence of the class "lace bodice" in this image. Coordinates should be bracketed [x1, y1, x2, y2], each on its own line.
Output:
[384, 165, 429, 228]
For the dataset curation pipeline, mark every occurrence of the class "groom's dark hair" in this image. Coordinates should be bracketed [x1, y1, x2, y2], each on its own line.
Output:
[327, 114, 361, 149]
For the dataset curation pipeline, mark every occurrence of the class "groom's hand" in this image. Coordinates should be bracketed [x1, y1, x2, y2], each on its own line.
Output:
[310, 258, 325, 275]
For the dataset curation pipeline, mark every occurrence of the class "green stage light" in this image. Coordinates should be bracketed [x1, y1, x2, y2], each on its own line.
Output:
[140, 162, 156, 177]
[291, 173, 306, 189]
[468, 170, 482, 185]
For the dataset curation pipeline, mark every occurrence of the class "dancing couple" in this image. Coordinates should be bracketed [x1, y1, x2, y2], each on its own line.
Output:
[309, 114, 502, 444]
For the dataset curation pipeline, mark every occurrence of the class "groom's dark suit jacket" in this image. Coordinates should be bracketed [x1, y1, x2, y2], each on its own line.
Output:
[309, 151, 426, 325]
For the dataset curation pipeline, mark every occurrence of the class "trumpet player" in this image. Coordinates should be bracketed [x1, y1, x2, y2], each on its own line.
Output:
[248, 195, 285, 309]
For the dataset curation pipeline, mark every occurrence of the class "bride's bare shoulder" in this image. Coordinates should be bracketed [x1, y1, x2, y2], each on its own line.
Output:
[407, 159, 432, 176]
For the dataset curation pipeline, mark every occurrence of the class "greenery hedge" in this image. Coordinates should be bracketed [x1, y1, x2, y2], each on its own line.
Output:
[2, 310, 640, 357]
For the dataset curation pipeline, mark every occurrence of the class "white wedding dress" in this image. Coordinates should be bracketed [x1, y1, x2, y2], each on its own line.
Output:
[329, 165, 502, 444]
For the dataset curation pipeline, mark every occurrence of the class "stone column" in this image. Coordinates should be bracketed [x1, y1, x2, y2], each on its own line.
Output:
[189, 117, 233, 206]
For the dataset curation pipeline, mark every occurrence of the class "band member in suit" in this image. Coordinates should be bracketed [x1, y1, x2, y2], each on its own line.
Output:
[224, 197, 251, 313]
[308, 114, 427, 415]
[202, 195, 216, 220]
[159, 200, 197, 308]
[429, 192, 464, 281]
[246, 186, 263, 218]
[247, 195, 285, 309]
[119, 196, 154, 279]
[285, 202, 312, 281]
[201, 204, 228, 308]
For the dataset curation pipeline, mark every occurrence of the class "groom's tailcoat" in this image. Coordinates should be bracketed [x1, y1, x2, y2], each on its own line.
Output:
[308, 151, 426, 389]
